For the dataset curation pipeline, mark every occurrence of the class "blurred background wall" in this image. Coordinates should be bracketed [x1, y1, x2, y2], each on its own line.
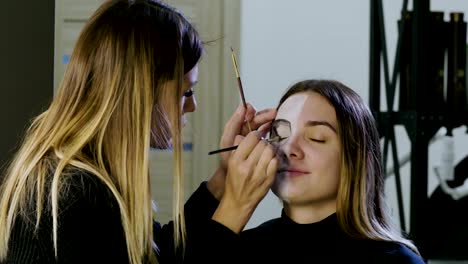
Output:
[0, 1, 55, 177]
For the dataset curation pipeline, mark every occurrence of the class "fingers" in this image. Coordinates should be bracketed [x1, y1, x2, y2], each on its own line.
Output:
[220, 132, 278, 228]
[234, 134, 278, 190]
[245, 139, 268, 167]
[257, 121, 272, 133]
[253, 144, 277, 184]
[257, 122, 273, 139]
[244, 103, 257, 123]
[232, 131, 262, 161]
[221, 103, 276, 150]
[233, 135, 244, 146]
[221, 103, 247, 148]
[264, 157, 279, 187]
[241, 107, 276, 135]
[249, 107, 276, 130]
[221, 135, 245, 163]
[266, 158, 279, 179]
[241, 144, 278, 204]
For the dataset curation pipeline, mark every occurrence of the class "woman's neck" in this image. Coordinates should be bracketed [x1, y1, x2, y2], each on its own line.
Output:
[283, 200, 336, 224]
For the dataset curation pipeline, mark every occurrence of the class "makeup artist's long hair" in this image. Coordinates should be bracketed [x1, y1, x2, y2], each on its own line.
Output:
[0, 0, 203, 263]
[276, 79, 420, 255]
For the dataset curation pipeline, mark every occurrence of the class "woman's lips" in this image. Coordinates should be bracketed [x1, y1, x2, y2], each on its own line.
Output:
[278, 168, 309, 177]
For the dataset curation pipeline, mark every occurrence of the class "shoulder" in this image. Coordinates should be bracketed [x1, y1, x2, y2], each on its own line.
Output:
[47, 168, 121, 222]
[11, 168, 128, 263]
[365, 241, 425, 264]
[55, 170, 128, 260]
[60, 169, 116, 206]
[61, 168, 108, 193]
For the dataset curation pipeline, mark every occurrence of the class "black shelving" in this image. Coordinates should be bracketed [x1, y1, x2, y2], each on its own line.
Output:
[370, 0, 468, 260]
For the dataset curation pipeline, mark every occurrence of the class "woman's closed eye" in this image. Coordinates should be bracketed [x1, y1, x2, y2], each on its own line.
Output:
[309, 138, 325, 143]
[305, 129, 327, 143]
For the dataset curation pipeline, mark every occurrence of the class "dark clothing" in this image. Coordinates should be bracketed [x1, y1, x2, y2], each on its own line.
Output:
[6, 172, 136, 264]
[239, 212, 425, 264]
[4, 171, 425, 264]
[190, 183, 426, 264]
[155, 179, 239, 264]
[3, 172, 228, 264]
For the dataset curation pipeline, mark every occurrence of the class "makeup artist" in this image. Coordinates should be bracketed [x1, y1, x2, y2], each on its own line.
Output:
[0, 0, 277, 263]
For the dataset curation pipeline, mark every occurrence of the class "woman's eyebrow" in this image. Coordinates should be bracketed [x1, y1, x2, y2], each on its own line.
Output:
[305, 120, 337, 133]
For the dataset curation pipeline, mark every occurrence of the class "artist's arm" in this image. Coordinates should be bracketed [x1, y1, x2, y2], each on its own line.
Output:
[155, 103, 277, 263]
[207, 103, 276, 198]
[154, 181, 241, 264]
[207, 103, 277, 233]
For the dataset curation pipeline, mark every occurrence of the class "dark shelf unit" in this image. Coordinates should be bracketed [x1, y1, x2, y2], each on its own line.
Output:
[370, 0, 468, 260]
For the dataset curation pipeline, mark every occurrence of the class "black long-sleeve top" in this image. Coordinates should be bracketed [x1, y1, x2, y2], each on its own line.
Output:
[6, 172, 131, 263]
[187, 183, 426, 264]
[3, 172, 230, 264]
[239, 212, 426, 263]
[163, 182, 426, 263]
[3, 172, 425, 264]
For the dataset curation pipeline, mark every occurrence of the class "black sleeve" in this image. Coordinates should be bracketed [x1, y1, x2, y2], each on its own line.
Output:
[154, 182, 241, 264]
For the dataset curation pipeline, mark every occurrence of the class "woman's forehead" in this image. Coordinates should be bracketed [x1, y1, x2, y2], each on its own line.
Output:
[276, 92, 337, 127]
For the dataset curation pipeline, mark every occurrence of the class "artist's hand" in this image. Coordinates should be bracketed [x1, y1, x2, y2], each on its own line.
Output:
[207, 103, 276, 200]
[219, 103, 276, 169]
[212, 131, 278, 233]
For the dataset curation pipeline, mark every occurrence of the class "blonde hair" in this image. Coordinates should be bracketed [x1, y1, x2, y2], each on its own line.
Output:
[277, 79, 420, 255]
[0, 0, 203, 263]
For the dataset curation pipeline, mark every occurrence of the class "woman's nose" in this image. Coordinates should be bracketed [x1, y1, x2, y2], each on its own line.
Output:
[282, 134, 304, 160]
[183, 95, 197, 113]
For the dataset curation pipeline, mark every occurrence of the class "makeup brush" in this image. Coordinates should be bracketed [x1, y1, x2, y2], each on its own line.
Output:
[231, 46, 252, 132]
[208, 136, 284, 155]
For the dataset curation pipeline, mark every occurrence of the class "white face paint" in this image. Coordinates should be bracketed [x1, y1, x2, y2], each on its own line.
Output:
[271, 91, 341, 223]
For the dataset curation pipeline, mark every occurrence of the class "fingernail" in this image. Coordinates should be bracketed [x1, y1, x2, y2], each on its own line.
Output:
[254, 130, 263, 138]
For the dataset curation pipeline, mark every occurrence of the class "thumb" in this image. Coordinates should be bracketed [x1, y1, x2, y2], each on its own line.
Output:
[257, 122, 272, 139]
[221, 103, 247, 146]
